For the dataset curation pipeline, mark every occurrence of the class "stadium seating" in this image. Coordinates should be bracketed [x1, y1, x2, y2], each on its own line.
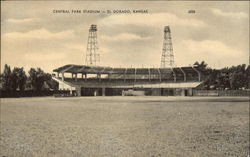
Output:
[181, 67, 199, 81]
[173, 68, 185, 81]
[135, 69, 150, 80]
[159, 68, 174, 82]
[102, 67, 113, 73]
[125, 68, 135, 74]
[149, 68, 160, 81]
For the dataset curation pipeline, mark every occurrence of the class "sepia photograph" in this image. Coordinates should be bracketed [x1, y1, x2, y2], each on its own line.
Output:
[0, 1, 249, 157]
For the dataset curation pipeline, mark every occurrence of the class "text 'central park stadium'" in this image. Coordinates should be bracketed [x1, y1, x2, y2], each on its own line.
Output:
[52, 25, 207, 96]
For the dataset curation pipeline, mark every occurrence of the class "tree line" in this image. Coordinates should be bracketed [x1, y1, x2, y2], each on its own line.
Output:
[194, 61, 250, 90]
[0, 64, 58, 93]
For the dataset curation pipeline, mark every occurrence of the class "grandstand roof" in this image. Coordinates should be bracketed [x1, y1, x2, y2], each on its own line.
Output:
[53, 64, 200, 75]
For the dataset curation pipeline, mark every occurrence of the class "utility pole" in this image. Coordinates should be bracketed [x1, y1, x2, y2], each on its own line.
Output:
[85, 24, 100, 66]
[161, 26, 175, 68]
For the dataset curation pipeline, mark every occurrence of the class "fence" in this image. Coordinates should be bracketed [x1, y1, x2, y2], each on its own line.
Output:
[0, 90, 70, 98]
[193, 90, 250, 96]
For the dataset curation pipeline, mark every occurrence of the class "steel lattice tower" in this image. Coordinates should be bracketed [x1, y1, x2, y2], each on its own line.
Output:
[161, 26, 175, 68]
[85, 24, 100, 66]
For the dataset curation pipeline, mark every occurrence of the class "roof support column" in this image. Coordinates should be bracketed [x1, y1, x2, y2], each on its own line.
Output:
[76, 86, 81, 96]
[108, 74, 111, 81]
[134, 68, 137, 82]
[102, 87, 105, 96]
[148, 68, 151, 82]
[109, 68, 113, 82]
[171, 68, 176, 82]
[62, 73, 65, 81]
[124, 68, 127, 82]
[192, 67, 201, 81]
[59, 65, 74, 74]
[180, 68, 187, 82]
[98, 73, 101, 82]
[157, 69, 161, 82]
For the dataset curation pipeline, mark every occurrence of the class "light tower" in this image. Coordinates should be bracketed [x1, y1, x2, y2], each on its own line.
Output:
[161, 26, 175, 68]
[85, 24, 100, 66]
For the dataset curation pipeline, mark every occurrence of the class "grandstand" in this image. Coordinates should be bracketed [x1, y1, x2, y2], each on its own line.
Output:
[52, 64, 205, 96]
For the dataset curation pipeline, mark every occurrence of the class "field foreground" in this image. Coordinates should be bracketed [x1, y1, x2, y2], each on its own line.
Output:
[0, 96, 249, 157]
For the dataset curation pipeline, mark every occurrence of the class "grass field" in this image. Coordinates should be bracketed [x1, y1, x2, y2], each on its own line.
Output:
[0, 96, 249, 157]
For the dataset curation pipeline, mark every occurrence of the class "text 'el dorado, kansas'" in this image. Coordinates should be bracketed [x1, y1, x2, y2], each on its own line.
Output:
[53, 9, 148, 14]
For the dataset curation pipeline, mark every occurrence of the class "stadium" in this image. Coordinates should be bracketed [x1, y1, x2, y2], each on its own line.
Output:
[52, 25, 208, 96]
[53, 65, 206, 96]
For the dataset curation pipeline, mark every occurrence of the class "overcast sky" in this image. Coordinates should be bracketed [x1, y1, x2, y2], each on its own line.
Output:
[1, 1, 249, 73]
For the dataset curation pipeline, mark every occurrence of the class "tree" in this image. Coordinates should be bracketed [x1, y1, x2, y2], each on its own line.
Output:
[245, 65, 250, 89]
[2, 64, 12, 91]
[0, 74, 3, 88]
[193, 61, 211, 75]
[194, 61, 208, 71]
[28, 68, 58, 91]
[1, 65, 27, 92]
[44, 73, 58, 90]
[228, 64, 247, 89]
[207, 69, 220, 89]
[28, 68, 47, 91]
[217, 72, 230, 89]
[12, 67, 27, 91]
[10, 68, 18, 91]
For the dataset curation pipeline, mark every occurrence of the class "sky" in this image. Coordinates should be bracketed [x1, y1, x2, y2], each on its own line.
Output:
[1, 1, 249, 73]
